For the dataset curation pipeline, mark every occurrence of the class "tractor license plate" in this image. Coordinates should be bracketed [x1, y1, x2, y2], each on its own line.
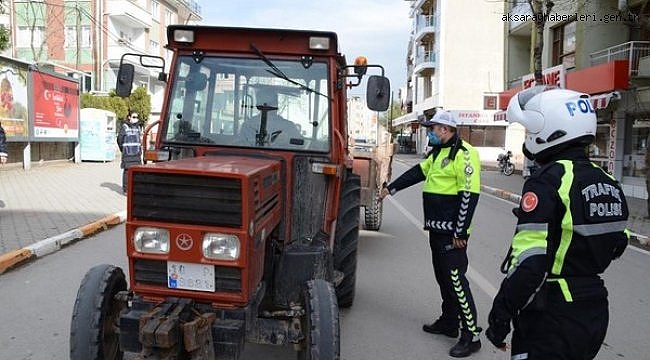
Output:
[167, 261, 215, 292]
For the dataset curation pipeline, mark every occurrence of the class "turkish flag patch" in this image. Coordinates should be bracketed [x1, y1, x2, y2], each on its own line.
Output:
[521, 191, 539, 212]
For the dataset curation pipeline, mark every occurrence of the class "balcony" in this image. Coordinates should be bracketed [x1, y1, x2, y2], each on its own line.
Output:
[177, 0, 202, 16]
[590, 41, 650, 77]
[106, 0, 152, 29]
[508, 1, 533, 37]
[414, 50, 436, 76]
[414, 14, 437, 43]
[410, 0, 434, 14]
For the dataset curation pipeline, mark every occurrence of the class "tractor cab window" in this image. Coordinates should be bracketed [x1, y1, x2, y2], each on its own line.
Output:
[163, 56, 330, 151]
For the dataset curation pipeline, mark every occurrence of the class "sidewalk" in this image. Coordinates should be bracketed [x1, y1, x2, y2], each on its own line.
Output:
[0, 154, 647, 274]
[0, 159, 127, 273]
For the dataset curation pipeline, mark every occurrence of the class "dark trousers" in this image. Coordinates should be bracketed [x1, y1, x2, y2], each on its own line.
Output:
[122, 169, 128, 192]
[428, 232, 479, 335]
[511, 298, 608, 359]
[121, 163, 139, 192]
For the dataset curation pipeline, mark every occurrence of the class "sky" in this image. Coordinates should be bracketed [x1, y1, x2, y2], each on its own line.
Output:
[198, 0, 413, 96]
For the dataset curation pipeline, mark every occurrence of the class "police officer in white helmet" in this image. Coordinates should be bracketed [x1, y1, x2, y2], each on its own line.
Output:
[485, 86, 630, 359]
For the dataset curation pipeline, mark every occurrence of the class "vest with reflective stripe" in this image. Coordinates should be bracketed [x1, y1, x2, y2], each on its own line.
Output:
[122, 124, 141, 156]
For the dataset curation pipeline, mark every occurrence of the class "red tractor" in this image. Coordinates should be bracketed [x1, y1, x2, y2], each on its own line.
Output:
[70, 25, 389, 359]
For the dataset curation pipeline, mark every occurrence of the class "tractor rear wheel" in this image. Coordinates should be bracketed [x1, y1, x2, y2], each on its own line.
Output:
[363, 188, 383, 231]
[297, 279, 340, 360]
[333, 171, 360, 308]
[70, 264, 127, 360]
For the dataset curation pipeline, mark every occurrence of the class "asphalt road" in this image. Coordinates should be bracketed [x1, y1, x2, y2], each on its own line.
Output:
[0, 161, 648, 359]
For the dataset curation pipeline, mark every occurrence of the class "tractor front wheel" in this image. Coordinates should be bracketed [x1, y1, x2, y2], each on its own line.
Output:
[297, 279, 340, 360]
[70, 264, 127, 360]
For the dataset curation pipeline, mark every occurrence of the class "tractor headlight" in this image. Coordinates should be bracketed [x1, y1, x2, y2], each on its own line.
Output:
[309, 36, 330, 50]
[133, 227, 170, 254]
[202, 233, 240, 260]
[173, 29, 195, 43]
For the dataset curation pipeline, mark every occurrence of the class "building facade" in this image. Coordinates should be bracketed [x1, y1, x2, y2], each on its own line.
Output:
[496, 0, 650, 199]
[394, 0, 507, 162]
[9, 0, 201, 111]
[0, 0, 200, 165]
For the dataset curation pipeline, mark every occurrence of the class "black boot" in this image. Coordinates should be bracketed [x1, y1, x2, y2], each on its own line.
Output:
[449, 330, 481, 358]
[422, 317, 459, 338]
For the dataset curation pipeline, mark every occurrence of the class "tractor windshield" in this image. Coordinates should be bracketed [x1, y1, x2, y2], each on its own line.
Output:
[162, 55, 331, 151]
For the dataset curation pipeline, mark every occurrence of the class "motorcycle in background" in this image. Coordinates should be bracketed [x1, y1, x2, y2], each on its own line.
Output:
[523, 158, 541, 179]
[497, 150, 515, 176]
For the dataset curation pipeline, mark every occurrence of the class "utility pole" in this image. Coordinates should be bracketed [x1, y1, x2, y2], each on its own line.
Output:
[75, 0, 81, 70]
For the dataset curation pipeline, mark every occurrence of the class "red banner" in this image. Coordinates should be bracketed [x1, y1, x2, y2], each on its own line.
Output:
[31, 71, 79, 138]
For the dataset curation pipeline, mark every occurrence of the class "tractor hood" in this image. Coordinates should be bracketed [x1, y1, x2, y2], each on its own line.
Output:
[147, 155, 283, 178]
[128, 155, 284, 229]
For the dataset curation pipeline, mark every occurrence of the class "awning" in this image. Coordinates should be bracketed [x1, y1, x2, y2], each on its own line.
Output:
[392, 112, 418, 127]
[492, 91, 620, 122]
[590, 91, 620, 110]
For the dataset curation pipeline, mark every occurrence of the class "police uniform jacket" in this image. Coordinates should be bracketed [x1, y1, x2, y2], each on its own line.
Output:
[117, 121, 143, 169]
[491, 147, 629, 322]
[386, 134, 481, 239]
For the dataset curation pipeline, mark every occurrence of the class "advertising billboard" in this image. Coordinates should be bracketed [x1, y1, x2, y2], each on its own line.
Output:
[0, 57, 29, 140]
[30, 70, 79, 140]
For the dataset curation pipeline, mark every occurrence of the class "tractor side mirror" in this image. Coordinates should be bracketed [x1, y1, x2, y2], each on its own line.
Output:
[366, 75, 390, 112]
[116, 63, 135, 97]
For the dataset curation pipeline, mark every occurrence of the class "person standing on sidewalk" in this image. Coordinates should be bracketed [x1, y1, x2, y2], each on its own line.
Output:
[486, 86, 629, 359]
[0, 121, 7, 164]
[117, 111, 143, 194]
[380, 111, 482, 358]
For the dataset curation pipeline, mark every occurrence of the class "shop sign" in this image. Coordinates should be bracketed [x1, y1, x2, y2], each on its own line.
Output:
[608, 119, 616, 174]
[522, 64, 565, 89]
[450, 110, 498, 125]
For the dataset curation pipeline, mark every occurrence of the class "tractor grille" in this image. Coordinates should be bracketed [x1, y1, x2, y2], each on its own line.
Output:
[132, 172, 242, 227]
[134, 259, 242, 292]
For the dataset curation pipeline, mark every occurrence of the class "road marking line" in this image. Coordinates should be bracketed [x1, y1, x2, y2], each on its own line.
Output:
[384, 196, 499, 299]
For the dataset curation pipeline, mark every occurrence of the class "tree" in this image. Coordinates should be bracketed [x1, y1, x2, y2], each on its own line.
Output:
[378, 98, 404, 134]
[0, 26, 10, 51]
[80, 87, 151, 129]
[0, 1, 10, 51]
[529, 0, 554, 84]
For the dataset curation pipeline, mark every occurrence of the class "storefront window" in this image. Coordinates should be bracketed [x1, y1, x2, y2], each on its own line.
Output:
[623, 118, 650, 177]
[458, 126, 506, 147]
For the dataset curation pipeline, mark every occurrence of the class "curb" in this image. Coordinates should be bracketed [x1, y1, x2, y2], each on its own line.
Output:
[481, 185, 522, 204]
[480, 185, 650, 249]
[0, 210, 127, 275]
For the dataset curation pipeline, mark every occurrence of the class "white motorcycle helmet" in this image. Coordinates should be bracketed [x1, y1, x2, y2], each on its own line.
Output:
[506, 86, 596, 159]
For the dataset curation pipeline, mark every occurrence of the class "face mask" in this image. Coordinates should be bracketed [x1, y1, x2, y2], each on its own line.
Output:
[427, 130, 441, 146]
[129, 116, 139, 124]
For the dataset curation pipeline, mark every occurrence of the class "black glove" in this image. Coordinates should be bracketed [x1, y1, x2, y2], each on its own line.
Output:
[511, 207, 521, 218]
[486, 310, 511, 349]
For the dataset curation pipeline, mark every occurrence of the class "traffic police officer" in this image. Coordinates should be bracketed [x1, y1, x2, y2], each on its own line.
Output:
[380, 110, 482, 357]
[486, 86, 629, 359]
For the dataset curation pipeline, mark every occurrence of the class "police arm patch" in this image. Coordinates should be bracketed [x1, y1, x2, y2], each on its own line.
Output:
[521, 191, 539, 212]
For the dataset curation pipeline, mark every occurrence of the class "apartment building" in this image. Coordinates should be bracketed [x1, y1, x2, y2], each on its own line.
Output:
[9, 0, 201, 110]
[496, 0, 650, 199]
[394, 0, 506, 161]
